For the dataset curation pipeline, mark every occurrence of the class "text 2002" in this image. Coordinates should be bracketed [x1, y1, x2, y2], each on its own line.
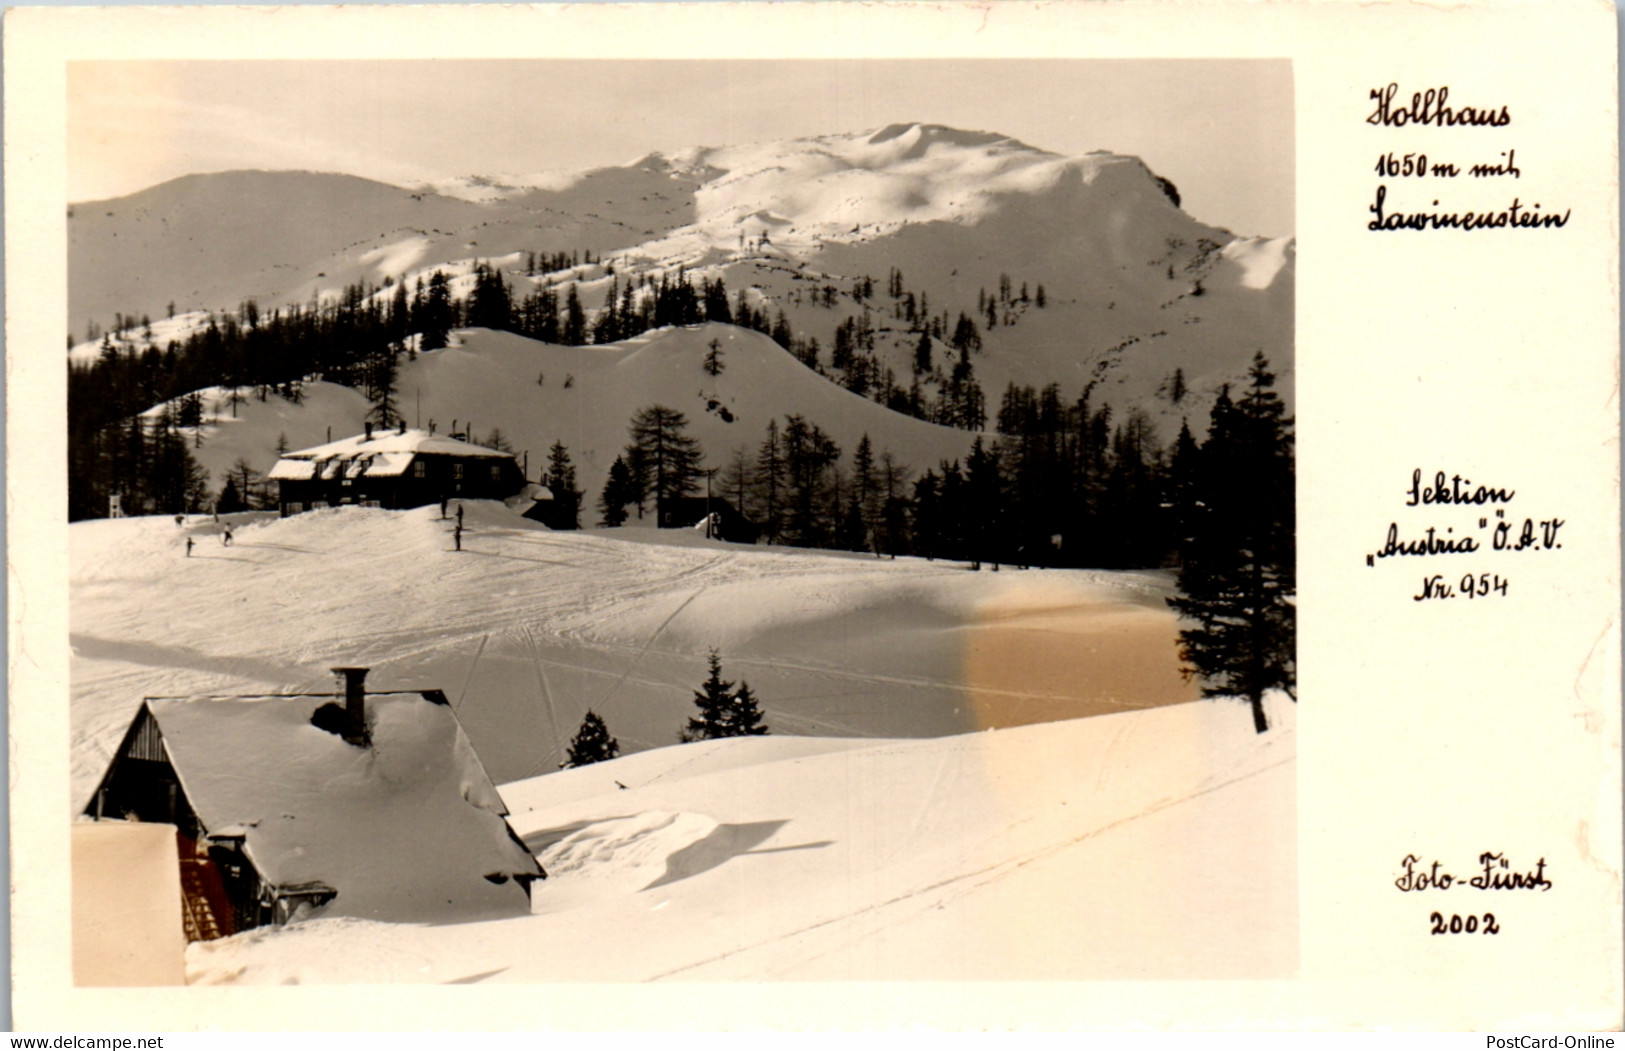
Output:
[1430, 912, 1500, 935]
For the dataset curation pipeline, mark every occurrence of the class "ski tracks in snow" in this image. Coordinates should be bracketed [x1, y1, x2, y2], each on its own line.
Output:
[644, 751, 1296, 981]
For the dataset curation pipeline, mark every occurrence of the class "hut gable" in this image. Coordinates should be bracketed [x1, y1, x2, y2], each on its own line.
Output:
[85, 686, 542, 935]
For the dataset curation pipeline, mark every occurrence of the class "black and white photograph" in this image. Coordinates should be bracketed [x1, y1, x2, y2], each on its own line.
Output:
[63, 56, 1297, 985]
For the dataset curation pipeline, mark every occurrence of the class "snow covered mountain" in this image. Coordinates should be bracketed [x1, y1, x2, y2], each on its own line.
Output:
[71, 123, 1292, 440]
[135, 323, 979, 507]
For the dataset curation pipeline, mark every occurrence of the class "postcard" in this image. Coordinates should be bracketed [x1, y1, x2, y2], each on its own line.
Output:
[6, 0, 1619, 1031]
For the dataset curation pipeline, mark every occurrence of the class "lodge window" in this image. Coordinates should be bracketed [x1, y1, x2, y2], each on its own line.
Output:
[490, 465, 501, 481]
[286, 502, 304, 515]
[413, 461, 427, 479]
[453, 464, 464, 480]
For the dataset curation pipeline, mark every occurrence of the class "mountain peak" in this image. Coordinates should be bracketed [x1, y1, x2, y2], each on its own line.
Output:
[865, 122, 1015, 150]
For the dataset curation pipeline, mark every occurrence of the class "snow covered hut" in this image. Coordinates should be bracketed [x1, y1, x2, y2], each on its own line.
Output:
[83, 668, 543, 941]
[268, 423, 526, 515]
[661, 496, 760, 543]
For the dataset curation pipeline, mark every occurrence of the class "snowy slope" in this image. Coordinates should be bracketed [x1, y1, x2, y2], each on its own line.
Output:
[68, 172, 484, 335]
[70, 124, 1292, 440]
[183, 695, 1296, 983]
[70, 504, 1198, 810]
[133, 323, 978, 502]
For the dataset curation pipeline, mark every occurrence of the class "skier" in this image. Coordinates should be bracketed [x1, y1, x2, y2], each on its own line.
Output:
[453, 522, 463, 552]
[440, 497, 448, 520]
[185, 537, 194, 557]
[456, 503, 464, 528]
[222, 525, 233, 547]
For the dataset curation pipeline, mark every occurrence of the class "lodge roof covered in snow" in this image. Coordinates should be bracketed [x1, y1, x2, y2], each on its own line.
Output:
[267, 427, 513, 481]
[88, 687, 542, 924]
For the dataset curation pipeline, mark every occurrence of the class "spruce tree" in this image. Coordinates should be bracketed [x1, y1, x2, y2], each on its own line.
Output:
[217, 476, 245, 514]
[563, 709, 620, 767]
[420, 271, 452, 351]
[681, 650, 769, 742]
[1167, 353, 1295, 733]
[544, 440, 583, 529]
[598, 454, 637, 527]
[914, 328, 934, 375]
[727, 680, 769, 737]
[563, 285, 587, 346]
[682, 650, 736, 742]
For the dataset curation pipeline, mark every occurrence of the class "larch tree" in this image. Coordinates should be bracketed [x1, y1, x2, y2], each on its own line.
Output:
[625, 405, 704, 526]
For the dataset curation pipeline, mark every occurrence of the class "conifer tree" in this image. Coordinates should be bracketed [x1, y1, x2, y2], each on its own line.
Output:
[217, 476, 245, 514]
[1167, 353, 1295, 733]
[626, 405, 704, 525]
[753, 419, 785, 543]
[592, 277, 621, 344]
[681, 649, 736, 742]
[851, 433, 879, 528]
[719, 445, 754, 522]
[727, 680, 769, 737]
[964, 436, 1004, 568]
[544, 440, 583, 529]
[914, 328, 934, 375]
[598, 454, 637, 527]
[563, 709, 620, 767]
[420, 271, 452, 351]
[562, 285, 587, 346]
[681, 650, 769, 742]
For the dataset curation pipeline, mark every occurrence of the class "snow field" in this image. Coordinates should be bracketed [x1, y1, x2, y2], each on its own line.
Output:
[183, 695, 1295, 983]
[71, 503, 1198, 804]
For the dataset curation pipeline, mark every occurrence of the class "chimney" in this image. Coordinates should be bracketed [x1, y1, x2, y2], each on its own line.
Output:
[398, 418, 406, 436]
[364, 421, 374, 442]
[331, 666, 370, 745]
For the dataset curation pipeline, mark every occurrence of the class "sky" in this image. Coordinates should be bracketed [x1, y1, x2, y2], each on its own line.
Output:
[69, 59, 1294, 237]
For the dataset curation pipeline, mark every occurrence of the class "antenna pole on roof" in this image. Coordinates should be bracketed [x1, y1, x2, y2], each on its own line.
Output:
[327, 425, 332, 443]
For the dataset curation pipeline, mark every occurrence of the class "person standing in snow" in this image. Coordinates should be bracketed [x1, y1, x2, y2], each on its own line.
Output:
[185, 537, 194, 557]
[453, 522, 463, 552]
[456, 503, 464, 528]
[222, 525, 233, 547]
[440, 497, 448, 520]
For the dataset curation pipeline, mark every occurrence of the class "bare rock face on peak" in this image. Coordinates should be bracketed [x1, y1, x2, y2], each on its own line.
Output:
[70, 124, 1290, 442]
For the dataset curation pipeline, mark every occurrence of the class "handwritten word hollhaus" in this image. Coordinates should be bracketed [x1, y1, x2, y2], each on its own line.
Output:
[1367, 83, 1511, 128]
